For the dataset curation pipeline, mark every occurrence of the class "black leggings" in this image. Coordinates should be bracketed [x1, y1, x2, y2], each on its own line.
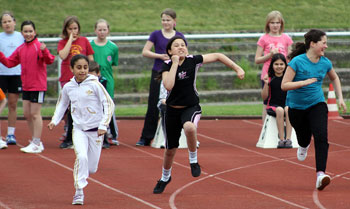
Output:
[288, 102, 329, 172]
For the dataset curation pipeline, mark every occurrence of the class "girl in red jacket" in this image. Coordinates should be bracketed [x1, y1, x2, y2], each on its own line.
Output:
[0, 20, 55, 153]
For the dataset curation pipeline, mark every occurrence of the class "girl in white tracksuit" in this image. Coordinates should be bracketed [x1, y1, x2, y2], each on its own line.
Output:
[48, 54, 114, 205]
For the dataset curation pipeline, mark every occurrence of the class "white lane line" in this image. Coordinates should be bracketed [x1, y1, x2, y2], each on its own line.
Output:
[312, 190, 327, 209]
[0, 201, 12, 209]
[17, 143, 162, 209]
[169, 159, 309, 209]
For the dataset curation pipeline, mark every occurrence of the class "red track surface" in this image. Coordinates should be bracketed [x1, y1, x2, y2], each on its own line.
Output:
[0, 119, 349, 209]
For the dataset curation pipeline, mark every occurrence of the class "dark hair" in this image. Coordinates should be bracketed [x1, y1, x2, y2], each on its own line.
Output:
[267, 53, 287, 78]
[1, 11, 15, 23]
[21, 20, 35, 31]
[288, 29, 326, 60]
[61, 16, 80, 39]
[70, 54, 89, 68]
[89, 60, 100, 74]
[165, 35, 187, 57]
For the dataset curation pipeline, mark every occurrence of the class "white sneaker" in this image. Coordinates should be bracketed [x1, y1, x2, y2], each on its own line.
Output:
[196, 140, 200, 148]
[39, 142, 45, 151]
[0, 139, 8, 149]
[72, 194, 84, 205]
[20, 141, 43, 153]
[316, 174, 331, 190]
[297, 145, 309, 161]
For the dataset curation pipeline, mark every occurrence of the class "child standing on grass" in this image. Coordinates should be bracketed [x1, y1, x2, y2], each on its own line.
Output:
[91, 19, 119, 146]
[136, 8, 186, 147]
[0, 11, 25, 145]
[0, 20, 55, 153]
[281, 29, 347, 191]
[153, 36, 245, 194]
[255, 11, 293, 121]
[261, 53, 292, 148]
[0, 88, 8, 149]
[48, 54, 114, 205]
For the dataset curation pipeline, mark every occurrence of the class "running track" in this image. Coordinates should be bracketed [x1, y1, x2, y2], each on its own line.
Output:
[0, 119, 349, 209]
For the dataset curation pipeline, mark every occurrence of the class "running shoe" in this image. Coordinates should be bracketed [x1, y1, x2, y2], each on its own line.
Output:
[6, 134, 16, 145]
[20, 141, 43, 153]
[153, 177, 171, 194]
[297, 145, 309, 161]
[0, 139, 8, 149]
[316, 174, 331, 190]
[72, 194, 84, 205]
[277, 140, 285, 148]
[284, 139, 293, 148]
[110, 138, 120, 146]
[190, 163, 201, 177]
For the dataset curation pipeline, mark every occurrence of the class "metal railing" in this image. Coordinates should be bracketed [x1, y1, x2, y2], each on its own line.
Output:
[38, 31, 350, 42]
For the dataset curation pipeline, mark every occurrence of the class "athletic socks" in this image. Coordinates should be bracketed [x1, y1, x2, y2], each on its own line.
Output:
[8, 127, 15, 135]
[32, 137, 41, 146]
[161, 167, 172, 182]
[189, 150, 198, 164]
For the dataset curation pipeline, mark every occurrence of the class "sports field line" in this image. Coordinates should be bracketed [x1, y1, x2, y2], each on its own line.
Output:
[0, 200, 12, 209]
[168, 158, 309, 209]
[16, 143, 162, 209]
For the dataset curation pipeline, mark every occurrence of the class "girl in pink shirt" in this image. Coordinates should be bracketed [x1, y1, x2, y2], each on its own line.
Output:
[255, 11, 293, 121]
[0, 20, 55, 153]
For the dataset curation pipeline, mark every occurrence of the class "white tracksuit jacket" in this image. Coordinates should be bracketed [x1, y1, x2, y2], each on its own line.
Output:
[51, 75, 115, 131]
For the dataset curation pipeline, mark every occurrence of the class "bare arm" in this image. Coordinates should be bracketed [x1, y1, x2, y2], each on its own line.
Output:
[281, 66, 317, 91]
[58, 33, 74, 60]
[142, 40, 169, 60]
[202, 53, 245, 80]
[254, 45, 278, 64]
[162, 55, 179, 91]
[261, 74, 269, 100]
[328, 69, 347, 113]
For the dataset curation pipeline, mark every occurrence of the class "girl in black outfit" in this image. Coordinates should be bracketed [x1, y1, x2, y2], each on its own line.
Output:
[153, 36, 245, 194]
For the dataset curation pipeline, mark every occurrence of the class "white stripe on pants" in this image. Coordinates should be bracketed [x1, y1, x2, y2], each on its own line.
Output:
[73, 128, 103, 189]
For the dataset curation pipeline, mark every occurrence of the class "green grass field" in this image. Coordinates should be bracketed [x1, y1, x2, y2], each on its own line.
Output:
[1, 0, 349, 35]
[1, 101, 349, 117]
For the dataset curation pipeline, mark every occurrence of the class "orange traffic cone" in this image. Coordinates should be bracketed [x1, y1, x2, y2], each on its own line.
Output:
[327, 83, 343, 120]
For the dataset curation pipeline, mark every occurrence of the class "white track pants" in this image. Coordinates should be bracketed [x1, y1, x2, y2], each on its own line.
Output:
[73, 128, 103, 189]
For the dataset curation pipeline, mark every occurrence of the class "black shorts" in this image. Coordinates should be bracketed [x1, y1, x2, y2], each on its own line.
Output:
[0, 75, 22, 93]
[22, 91, 45, 103]
[164, 104, 202, 149]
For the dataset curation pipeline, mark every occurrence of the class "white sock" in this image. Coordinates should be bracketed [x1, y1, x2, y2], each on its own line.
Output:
[189, 150, 198, 164]
[161, 167, 171, 182]
[8, 127, 15, 135]
[75, 188, 84, 195]
[32, 137, 41, 146]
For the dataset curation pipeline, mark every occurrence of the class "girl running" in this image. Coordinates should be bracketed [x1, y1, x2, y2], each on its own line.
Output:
[48, 54, 114, 205]
[281, 29, 347, 190]
[153, 36, 245, 194]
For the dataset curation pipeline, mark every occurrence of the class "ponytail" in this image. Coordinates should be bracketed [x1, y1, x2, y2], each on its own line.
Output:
[288, 42, 306, 60]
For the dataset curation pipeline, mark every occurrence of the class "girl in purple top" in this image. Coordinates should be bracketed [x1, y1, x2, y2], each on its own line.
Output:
[136, 8, 185, 146]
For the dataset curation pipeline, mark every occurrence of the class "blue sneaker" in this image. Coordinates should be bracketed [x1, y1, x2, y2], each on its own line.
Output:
[6, 135, 17, 145]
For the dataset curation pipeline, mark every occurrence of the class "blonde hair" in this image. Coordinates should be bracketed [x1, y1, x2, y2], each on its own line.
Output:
[264, 11, 284, 34]
[94, 18, 110, 30]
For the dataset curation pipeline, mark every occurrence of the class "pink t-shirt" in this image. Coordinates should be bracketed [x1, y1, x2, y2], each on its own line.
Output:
[57, 36, 94, 83]
[257, 33, 293, 80]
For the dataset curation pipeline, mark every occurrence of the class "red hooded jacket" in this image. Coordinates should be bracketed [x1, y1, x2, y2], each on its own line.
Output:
[0, 38, 55, 91]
